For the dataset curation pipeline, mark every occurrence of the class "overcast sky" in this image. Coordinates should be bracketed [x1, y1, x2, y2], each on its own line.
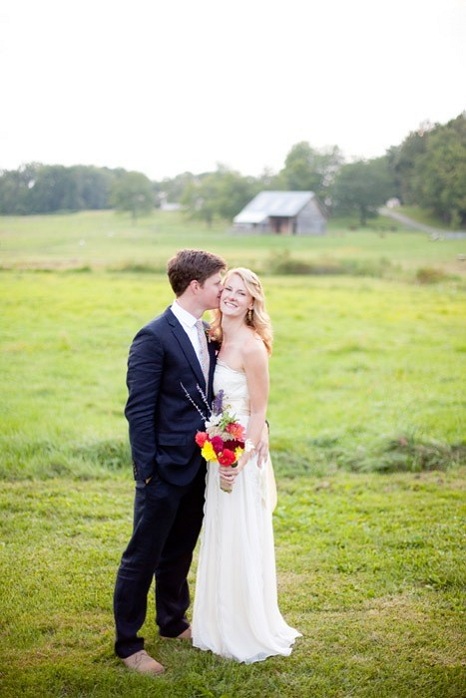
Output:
[1, 0, 464, 181]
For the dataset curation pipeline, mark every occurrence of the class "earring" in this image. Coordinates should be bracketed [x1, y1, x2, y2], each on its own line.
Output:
[247, 308, 253, 323]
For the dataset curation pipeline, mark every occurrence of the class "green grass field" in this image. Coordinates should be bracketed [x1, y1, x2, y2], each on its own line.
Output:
[1, 210, 465, 696]
[1, 471, 464, 697]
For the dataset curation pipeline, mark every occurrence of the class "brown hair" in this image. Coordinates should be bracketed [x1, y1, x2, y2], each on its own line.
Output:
[210, 267, 273, 355]
[167, 249, 226, 296]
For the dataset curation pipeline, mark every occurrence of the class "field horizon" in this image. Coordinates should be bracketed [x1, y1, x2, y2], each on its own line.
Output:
[1, 208, 465, 284]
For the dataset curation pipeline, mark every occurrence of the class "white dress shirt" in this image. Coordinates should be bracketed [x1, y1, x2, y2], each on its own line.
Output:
[171, 300, 204, 364]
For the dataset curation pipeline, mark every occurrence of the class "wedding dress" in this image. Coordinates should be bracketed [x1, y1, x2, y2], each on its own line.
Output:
[192, 361, 301, 663]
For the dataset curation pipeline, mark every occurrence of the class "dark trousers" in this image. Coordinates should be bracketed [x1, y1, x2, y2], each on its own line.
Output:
[113, 465, 206, 658]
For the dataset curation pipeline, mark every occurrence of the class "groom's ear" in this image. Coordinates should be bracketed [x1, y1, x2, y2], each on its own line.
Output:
[189, 279, 201, 293]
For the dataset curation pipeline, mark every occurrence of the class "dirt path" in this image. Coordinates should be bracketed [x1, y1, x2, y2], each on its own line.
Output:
[379, 207, 466, 239]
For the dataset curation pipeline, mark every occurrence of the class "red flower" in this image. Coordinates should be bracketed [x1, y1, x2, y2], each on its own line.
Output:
[195, 431, 208, 447]
[210, 435, 224, 454]
[217, 448, 237, 466]
[223, 438, 242, 450]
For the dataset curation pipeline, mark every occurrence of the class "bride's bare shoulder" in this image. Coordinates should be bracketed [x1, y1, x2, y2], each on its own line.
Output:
[241, 330, 267, 359]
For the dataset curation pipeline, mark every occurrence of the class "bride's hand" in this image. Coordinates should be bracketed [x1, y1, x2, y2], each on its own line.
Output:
[255, 423, 269, 468]
[232, 456, 248, 477]
[219, 462, 242, 487]
[219, 454, 247, 488]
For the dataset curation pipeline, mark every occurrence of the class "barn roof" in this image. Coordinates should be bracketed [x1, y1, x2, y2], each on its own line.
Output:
[234, 191, 315, 224]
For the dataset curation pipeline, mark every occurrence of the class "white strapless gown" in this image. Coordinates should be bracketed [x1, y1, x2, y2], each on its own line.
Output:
[192, 361, 301, 663]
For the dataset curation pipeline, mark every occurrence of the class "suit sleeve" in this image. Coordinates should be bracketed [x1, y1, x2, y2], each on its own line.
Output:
[124, 328, 163, 481]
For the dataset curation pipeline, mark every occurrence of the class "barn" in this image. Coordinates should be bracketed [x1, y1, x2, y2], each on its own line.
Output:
[233, 191, 327, 235]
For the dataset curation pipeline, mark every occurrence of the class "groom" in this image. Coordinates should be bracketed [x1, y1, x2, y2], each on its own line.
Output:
[113, 249, 226, 675]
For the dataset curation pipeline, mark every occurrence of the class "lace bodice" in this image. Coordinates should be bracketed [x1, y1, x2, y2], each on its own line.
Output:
[213, 360, 250, 416]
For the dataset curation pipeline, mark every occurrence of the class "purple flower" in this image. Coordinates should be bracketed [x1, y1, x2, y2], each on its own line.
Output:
[212, 389, 224, 416]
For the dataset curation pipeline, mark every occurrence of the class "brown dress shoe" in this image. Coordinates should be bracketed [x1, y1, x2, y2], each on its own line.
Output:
[121, 649, 165, 675]
[176, 626, 192, 640]
[161, 625, 192, 641]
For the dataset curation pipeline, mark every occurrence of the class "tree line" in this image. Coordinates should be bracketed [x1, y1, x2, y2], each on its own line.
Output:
[0, 112, 464, 226]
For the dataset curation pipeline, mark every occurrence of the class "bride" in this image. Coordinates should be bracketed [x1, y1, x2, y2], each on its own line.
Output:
[192, 267, 301, 663]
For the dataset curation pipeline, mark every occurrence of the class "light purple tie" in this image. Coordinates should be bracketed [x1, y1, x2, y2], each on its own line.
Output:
[195, 320, 210, 382]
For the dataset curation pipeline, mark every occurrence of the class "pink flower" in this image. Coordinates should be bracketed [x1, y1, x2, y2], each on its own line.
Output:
[195, 431, 208, 447]
[225, 422, 246, 440]
[210, 435, 224, 454]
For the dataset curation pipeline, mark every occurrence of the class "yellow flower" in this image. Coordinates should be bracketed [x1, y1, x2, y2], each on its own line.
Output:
[202, 441, 216, 462]
[234, 446, 244, 461]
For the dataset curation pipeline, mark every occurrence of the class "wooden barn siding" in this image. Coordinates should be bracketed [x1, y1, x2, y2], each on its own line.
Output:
[296, 199, 326, 234]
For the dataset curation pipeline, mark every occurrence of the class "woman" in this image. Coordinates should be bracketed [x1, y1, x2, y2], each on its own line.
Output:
[192, 268, 301, 663]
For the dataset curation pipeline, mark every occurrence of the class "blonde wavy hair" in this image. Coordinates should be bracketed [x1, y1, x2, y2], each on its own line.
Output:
[210, 267, 273, 355]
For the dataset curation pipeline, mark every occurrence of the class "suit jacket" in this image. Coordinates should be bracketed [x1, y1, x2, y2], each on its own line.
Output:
[124, 307, 217, 485]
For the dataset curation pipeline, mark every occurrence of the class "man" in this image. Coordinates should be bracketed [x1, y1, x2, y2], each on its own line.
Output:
[114, 249, 226, 675]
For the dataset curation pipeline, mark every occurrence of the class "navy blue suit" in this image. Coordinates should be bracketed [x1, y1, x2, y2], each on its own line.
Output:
[114, 307, 217, 657]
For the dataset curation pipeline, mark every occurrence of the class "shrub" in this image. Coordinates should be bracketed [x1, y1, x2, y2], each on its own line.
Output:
[416, 267, 448, 284]
[268, 250, 394, 278]
[342, 434, 466, 474]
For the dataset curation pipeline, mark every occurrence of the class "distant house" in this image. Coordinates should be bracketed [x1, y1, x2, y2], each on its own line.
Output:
[233, 191, 327, 235]
[158, 193, 182, 211]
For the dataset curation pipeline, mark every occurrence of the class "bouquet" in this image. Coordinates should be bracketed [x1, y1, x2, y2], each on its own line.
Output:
[195, 390, 246, 492]
[182, 383, 246, 492]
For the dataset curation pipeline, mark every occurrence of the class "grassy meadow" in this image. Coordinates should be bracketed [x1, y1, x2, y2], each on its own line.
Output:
[1, 210, 465, 696]
[1, 208, 466, 276]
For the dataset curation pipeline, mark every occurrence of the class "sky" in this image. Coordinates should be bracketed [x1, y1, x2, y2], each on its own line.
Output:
[0, 0, 465, 181]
